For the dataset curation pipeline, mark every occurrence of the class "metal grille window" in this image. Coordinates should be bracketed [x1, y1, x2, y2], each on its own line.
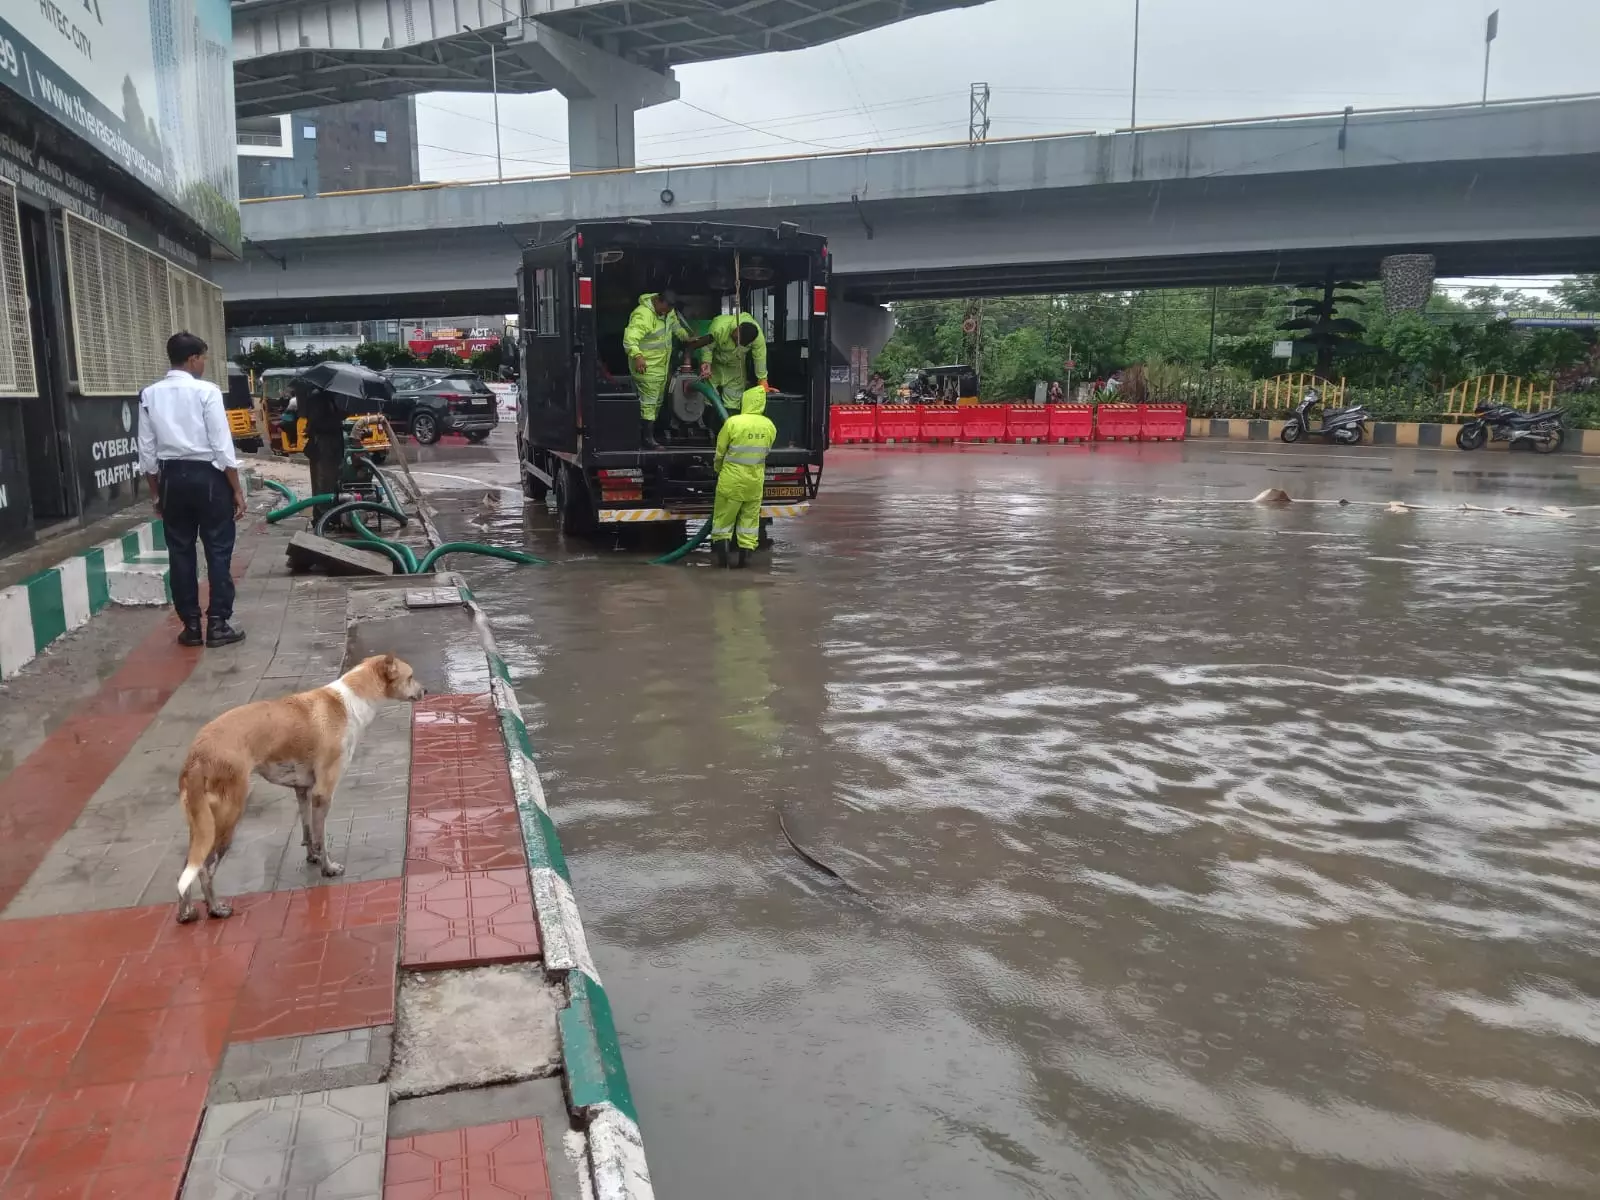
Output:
[533, 268, 558, 336]
[64, 211, 224, 393]
[167, 264, 225, 387]
[0, 181, 37, 397]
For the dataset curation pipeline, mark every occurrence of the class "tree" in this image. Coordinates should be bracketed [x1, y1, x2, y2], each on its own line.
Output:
[1278, 273, 1367, 377]
[1555, 275, 1600, 311]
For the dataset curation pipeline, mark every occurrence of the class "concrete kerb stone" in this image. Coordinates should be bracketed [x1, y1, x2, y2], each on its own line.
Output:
[450, 575, 656, 1200]
[0, 517, 169, 680]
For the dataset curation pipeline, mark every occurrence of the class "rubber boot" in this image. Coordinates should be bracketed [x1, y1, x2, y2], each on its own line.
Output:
[206, 619, 246, 648]
[712, 541, 729, 569]
[640, 420, 660, 450]
[178, 617, 203, 647]
[734, 548, 749, 569]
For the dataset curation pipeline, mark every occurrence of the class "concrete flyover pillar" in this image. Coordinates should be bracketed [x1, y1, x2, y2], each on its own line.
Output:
[829, 300, 895, 402]
[507, 23, 679, 172]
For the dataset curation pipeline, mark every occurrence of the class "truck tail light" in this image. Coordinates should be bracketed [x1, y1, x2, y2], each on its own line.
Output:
[812, 285, 827, 316]
[765, 467, 801, 481]
[578, 277, 594, 309]
[597, 469, 642, 481]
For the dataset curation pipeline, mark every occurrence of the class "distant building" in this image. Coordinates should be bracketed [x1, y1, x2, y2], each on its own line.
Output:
[237, 98, 420, 200]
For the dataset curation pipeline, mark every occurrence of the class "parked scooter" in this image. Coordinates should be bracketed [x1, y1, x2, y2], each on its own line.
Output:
[1280, 389, 1370, 445]
[1456, 402, 1565, 454]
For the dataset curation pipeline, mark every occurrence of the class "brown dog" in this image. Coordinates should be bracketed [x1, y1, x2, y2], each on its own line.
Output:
[175, 653, 425, 922]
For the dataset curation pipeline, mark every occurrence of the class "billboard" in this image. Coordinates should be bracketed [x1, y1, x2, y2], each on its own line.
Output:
[0, 0, 240, 253]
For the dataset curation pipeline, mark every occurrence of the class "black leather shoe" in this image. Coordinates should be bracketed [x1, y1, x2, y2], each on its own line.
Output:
[178, 618, 203, 647]
[712, 542, 729, 568]
[206, 620, 246, 647]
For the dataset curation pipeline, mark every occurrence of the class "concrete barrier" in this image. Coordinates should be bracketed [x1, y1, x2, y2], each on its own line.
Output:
[0, 519, 169, 680]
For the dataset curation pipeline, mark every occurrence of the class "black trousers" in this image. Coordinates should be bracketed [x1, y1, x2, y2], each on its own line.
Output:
[161, 460, 235, 623]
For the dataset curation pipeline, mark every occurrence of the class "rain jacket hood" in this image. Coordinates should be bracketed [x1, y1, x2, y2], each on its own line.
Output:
[738, 386, 767, 417]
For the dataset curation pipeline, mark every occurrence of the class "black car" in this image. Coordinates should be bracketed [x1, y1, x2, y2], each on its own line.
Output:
[381, 368, 499, 444]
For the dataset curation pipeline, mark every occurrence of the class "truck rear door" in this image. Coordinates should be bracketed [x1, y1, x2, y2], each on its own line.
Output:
[520, 245, 576, 451]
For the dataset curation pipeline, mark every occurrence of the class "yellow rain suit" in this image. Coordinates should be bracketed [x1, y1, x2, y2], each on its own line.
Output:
[697, 312, 768, 412]
[712, 386, 776, 550]
[622, 293, 695, 420]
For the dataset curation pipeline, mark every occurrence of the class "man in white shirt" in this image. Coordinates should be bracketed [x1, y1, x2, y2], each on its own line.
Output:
[137, 331, 247, 648]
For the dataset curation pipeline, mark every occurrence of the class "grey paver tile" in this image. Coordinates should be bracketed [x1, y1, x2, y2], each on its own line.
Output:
[182, 1083, 388, 1200]
[209, 1026, 393, 1104]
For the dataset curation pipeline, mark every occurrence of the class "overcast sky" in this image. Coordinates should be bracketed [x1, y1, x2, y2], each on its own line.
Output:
[416, 0, 1597, 176]
[412, 0, 1596, 293]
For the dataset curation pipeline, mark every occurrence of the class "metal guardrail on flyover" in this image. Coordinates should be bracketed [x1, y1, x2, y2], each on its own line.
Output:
[238, 90, 1600, 207]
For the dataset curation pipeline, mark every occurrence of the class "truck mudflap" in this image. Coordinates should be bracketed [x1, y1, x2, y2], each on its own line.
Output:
[597, 503, 811, 524]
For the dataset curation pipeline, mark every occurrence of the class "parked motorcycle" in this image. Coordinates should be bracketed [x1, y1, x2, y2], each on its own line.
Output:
[1456, 402, 1565, 454]
[1280, 390, 1370, 445]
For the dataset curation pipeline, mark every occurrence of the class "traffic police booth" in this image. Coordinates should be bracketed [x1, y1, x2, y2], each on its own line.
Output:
[0, 0, 238, 553]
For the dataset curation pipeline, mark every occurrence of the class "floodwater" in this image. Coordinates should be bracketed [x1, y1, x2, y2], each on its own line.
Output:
[432, 438, 1600, 1200]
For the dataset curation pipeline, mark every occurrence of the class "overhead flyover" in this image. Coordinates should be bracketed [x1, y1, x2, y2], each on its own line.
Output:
[218, 95, 1600, 325]
[230, 0, 993, 168]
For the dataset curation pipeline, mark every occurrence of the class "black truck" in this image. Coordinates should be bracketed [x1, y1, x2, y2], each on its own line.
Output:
[515, 220, 829, 535]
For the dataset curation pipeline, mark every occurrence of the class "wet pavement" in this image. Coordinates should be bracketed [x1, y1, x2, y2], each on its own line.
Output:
[430, 430, 1600, 1200]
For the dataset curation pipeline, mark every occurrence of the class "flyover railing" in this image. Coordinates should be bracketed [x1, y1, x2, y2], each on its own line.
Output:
[237, 90, 1600, 206]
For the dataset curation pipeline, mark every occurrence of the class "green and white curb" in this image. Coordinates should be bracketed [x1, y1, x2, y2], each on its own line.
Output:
[0, 519, 169, 680]
[455, 579, 656, 1200]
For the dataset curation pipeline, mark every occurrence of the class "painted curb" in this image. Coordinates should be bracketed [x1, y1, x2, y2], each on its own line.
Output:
[0, 519, 169, 681]
[453, 578, 657, 1200]
[1184, 417, 1600, 454]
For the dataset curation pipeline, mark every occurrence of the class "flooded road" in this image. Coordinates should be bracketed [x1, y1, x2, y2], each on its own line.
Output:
[431, 435, 1600, 1199]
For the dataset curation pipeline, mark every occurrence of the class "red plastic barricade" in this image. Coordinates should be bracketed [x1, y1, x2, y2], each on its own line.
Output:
[828, 404, 876, 444]
[1047, 404, 1093, 443]
[1095, 403, 1143, 441]
[1140, 402, 1187, 442]
[960, 404, 1010, 441]
[1005, 404, 1051, 442]
[875, 405, 921, 442]
[918, 405, 962, 442]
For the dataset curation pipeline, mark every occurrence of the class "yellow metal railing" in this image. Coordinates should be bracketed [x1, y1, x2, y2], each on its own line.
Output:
[1442, 375, 1554, 416]
[1250, 373, 1344, 412]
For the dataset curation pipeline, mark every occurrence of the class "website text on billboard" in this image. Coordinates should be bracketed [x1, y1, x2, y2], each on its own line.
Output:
[0, 0, 240, 253]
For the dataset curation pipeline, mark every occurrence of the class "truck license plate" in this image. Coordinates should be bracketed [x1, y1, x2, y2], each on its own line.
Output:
[763, 486, 806, 499]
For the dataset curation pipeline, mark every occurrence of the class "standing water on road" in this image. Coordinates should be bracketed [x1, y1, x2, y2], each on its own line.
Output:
[438, 442, 1600, 1199]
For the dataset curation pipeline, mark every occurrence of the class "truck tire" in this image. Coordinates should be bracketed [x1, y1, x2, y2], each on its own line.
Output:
[554, 463, 597, 536]
[519, 441, 549, 501]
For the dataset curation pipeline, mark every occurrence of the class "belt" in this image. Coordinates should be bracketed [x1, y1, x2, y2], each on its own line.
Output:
[159, 459, 216, 473]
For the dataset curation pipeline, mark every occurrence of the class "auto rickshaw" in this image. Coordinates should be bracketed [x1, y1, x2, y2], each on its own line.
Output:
[225, 362, 264, 453]
[269, 365, 392, 463]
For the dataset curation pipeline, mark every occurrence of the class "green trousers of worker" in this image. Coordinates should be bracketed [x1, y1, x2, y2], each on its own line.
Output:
[710, 488, 761, 551]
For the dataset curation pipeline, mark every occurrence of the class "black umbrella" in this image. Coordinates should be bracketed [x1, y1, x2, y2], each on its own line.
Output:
[297, 360, 392, 415]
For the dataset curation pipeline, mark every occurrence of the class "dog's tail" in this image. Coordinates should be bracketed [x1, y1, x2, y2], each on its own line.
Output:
[177, 783, 216, 900]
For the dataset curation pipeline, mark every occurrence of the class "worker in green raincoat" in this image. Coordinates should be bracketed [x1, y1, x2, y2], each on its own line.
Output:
[624, 291, 709, 448]
[711, 385, 776, 568]
[697, 312, 767, 413]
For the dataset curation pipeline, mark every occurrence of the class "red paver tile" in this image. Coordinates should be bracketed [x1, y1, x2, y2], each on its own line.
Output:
[65, 1004, 229, 1087]
[82, 1157, 187, 1198]
[0, 961, 121, 1026]
[153, 889, 293, 947]
[384, 1119, 552, 1200]
[281, 878, 402, 937]
[0, 1021, 91, 1096]
[0, 909, 168, 970]
[400, 868, 540, 971]
[407, 808, 526, 874]
[409, 698, 514, 815]
[230, 925, 398, 1042]
[101, 944, 253, 1014]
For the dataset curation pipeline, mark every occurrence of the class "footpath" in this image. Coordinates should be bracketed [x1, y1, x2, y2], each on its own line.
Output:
[0, 491, 649, 1198]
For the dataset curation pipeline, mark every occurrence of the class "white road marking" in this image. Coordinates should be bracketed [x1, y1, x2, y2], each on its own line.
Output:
[410, 470, 523, 493]
[1216, 450, 1391, 462]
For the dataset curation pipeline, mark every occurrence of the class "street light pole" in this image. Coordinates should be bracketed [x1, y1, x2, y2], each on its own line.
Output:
[1130, 0, 1141, 131]
[464, 25, 503, 181]
[1481, 10, 1498, 106]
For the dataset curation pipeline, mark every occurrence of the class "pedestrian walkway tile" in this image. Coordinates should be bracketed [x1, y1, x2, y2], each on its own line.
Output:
[407, 807, 526, 874]
[182, 1083, 388, 1199]
[230, 925, 399, 1043]
[384, 1118, 553, 1200]
[209, 1025, 393, 1104]
[409, 697, 513, 815]
[400, 869, 540, 971]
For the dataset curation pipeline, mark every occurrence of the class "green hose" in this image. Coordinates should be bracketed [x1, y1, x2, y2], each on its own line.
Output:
[417, 542, 548, 572]
[260, 478, 297, 503]
[692, 379, 730, 425]
[266, 493, 339, 523]
[314, 500, 409, 539]
[348, 511, 420, 573]
[650, 518, 713, 565]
